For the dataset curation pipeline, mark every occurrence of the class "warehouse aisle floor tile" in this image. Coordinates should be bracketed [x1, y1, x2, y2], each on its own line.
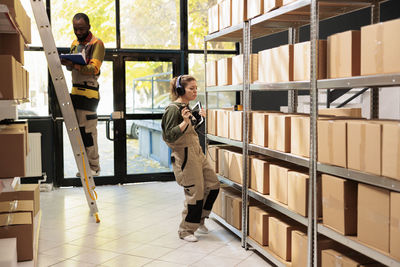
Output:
[37, 182, 271, 267]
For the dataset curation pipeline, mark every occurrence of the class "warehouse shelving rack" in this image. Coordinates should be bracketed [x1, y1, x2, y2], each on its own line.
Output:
[204, 0, 400, 266]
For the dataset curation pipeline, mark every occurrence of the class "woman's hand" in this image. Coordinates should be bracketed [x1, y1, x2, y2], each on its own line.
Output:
[179, 107, 191, 132]
[199, 108, 206, 118]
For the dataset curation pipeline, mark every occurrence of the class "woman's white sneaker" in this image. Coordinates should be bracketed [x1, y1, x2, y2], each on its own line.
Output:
[182, 234, 198, 242]
[197, 225, 209, 234]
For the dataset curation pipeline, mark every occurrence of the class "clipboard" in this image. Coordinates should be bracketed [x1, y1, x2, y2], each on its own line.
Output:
[60, 53, 87, 65]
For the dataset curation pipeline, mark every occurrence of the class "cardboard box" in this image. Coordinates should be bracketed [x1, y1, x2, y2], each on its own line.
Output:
[328, 30, 361, 78]
[318, 119, 347, 168]
[208, 4, 219, 34]
[247, 0, 264, 19]
[206, 61, 218, 86]
[290, 116, 310, 157]
[0, 0, 31, 43]
[225, 191, 242, 229]
[212, 184, 230, 217]
[0, 55, 25, 100]
[0, 34, 25, 65]
[229, 111, 243, 141]
[382, 122, 400, 180]
[292, 231, 337, 267]
[322, 174, 357, 235]
[217, 57, 232, 86]
[207, 109, 218, 135]
[288, 171, 308, 217]
[249, 206, 270, 245]
[0, 123, 28, 178]
[293, 40, 327, 81]
[217, 109, 230, 138]
[0, 238, 18, 267]
[22, 67, 29, 99]
[391, 192, 400, 260]
[0, 184, 40, 216]
[250, 157, 271, 194]
[232, 54, 259, 85]
[232, 0, 247, 26]
[321, 249, 377, 267]
[319, 107, 362, 118]
[270, 164, 290, 205]
[251, 112, 268, 147]
[258, 44, 293, 83]
[347, 120, 381, 176]
[361, 18, 400, 76]
[207, 145, 219, 173]
[358, 183, 390, 253]
[268, 113, 291, 152]
[0, 200, 34, 220]
[0, 212, 33, 261]
[229, 151, 243, 184]
[268, 216, 298, 261]
[264, 0, 282, 13]
[219, 0, 232, 30]
[218, 148, 229, 177]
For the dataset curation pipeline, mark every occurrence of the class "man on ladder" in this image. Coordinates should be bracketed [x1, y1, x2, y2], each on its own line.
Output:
[61, 13, 105, 177]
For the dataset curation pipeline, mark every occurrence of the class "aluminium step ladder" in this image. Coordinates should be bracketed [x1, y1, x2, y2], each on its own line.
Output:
[30, 0, 100, 223]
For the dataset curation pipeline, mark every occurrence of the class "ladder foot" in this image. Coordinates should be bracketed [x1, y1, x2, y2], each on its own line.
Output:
[94, 213, 100, 223]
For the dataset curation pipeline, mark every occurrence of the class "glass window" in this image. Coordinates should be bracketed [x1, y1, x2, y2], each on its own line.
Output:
[51, 0, 116, 48]
[125, 61, 173, 113]
[61, 61, 113, 116]
[188, 0, 235, 50]
[189, 53, 236, 108]
[18, 51, 49, 116]
[120, 0, 180, 49]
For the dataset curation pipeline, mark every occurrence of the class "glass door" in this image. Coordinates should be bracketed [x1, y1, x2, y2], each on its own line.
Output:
[124, 60, 175, 181]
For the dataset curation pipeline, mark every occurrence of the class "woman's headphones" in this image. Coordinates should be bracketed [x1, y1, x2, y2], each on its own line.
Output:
[176, 75, 185, 96]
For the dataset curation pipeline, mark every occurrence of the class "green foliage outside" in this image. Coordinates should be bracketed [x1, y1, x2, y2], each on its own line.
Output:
[51, 0, 235, 110]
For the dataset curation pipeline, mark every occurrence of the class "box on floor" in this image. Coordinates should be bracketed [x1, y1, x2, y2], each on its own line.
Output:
[0, 212, 33, 261]
[321, 174, 357, 235]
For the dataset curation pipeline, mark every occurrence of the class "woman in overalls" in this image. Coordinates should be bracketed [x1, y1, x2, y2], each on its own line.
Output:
[161, 75, 220, 242]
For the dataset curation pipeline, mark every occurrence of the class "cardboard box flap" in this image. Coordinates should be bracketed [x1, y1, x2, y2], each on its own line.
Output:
[0, 212, 32, 226]
[0, 200, 34, 213]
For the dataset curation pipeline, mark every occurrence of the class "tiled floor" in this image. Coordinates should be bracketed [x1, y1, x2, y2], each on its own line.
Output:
[37, 182, 271, 267]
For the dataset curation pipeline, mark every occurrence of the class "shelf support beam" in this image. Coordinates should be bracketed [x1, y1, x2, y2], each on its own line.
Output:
[288, 27, 299, 113]
[370, 0, 380, 119]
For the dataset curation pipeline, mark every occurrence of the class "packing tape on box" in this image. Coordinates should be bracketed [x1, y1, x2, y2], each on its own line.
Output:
[9, 200, 18, 212]
[360, 123, 366, 171]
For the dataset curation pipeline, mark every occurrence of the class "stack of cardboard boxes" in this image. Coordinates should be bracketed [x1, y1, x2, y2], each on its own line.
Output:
[208, 0, 300, 34]
[0, 0, 36, 264]
[0, 184, 40, 262]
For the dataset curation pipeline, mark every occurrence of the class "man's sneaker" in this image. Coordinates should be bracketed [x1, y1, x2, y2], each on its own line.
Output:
[182, 234, 198, 242]
[76, 169, 100, 177]
[196, 225, 209, 234]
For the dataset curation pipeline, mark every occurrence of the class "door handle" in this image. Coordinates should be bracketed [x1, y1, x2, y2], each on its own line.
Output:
[106, 119, 114, 141]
